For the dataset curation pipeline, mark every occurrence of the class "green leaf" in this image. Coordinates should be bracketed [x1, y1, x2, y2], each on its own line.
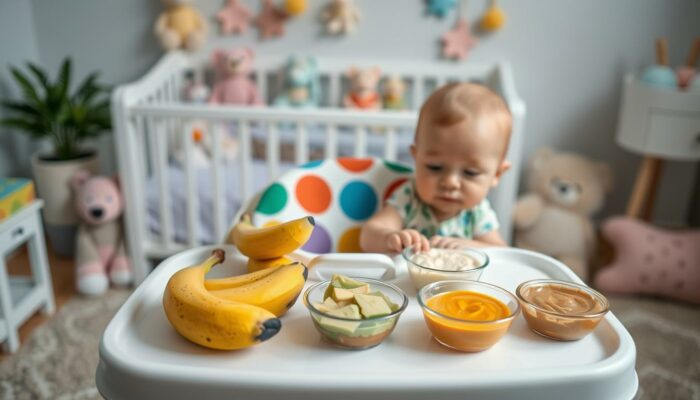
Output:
[1, 100, 40, 119]
[10, 67, 41, 106]
[56, 58, 72, 101]
[27, 63, 49, 94]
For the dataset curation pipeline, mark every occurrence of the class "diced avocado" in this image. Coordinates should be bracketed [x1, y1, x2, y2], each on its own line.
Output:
[368, 291, 400, 312]
[330, 274, 367, 290]
[316, 316, 361, 335]
[314, 296, 340, 313]
[327, 304, 362, 319]
[354, 293, 392, 318]
[348, 284, 370, 294]
[332, 287, 355, 302]
[354, 319, 395, 337]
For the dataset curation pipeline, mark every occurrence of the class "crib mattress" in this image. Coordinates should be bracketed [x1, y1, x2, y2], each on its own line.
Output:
[96, 246, 637, 400]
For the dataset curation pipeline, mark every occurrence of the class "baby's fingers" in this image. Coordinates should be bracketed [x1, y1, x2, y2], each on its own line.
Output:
[386, 233, 402, 253]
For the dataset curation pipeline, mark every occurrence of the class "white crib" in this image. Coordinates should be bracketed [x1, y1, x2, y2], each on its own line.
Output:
[111, 51, 526, 283]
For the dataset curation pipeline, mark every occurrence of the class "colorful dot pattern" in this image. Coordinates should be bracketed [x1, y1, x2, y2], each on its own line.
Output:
[253, 157, 413, 254]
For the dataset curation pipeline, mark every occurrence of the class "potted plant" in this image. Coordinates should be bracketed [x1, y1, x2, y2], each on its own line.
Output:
[1, 58, 111, 256]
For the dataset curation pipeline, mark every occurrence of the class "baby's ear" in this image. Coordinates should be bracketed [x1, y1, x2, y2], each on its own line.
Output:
[491, 160, 511, 187]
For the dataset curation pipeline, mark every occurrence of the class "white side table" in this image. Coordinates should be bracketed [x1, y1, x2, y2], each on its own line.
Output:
[616, 75, 700, 219]
[0, 200, 56, 353]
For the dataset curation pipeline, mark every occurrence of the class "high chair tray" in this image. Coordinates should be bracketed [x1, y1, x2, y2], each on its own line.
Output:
[96, 246, 637, 400]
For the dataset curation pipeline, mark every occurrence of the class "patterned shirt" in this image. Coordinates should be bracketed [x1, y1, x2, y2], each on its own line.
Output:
[386, 179, 499, 239]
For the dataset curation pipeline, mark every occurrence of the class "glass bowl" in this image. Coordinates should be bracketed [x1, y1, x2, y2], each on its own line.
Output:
[403, 247, 489, 291]
[417, 280, 519, 352]
[303, 277, 408, 350]
[516, 279, 610, 341]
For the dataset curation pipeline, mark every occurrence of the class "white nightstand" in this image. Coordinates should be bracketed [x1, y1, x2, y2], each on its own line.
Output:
[616, 75, 700, 219]
[0, 200, 56, 353]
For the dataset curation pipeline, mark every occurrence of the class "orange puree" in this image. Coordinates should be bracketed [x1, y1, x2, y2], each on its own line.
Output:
[422, 290, 514, 352]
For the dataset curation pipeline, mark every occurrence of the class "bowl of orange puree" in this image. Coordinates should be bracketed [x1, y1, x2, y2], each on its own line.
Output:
[417, 280, 520, 352]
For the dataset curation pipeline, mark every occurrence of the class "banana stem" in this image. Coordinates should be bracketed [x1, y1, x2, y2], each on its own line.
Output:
[202, 249, 226, 273]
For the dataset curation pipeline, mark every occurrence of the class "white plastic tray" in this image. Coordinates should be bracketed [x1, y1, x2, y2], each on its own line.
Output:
[96, 246, 638, 400]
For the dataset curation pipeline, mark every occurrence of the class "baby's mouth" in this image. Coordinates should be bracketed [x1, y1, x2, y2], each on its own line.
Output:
[437, 196, 461, 203]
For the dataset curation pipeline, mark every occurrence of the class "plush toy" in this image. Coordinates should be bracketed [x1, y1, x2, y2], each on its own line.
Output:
[321, 0, 361, 35]
[343, 66, 382, 110]
[182, 69, 210, 103]
[594, 217, 700, 304]
[382, 75, 407, 110]
[154, 0, 207, 52]
[169, 120, 239, 168]
[273, 56, 320, 108]
[209, 48, 263, 106]
[71, 170, 132, 296]
[513, 148, 612, 280]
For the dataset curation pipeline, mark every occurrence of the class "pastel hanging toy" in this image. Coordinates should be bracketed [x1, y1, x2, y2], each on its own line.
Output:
[285, 0, 307, 16]
[640, 38, 678, 89]
[427, 0, 458, 18]
[676, 38, 700, 90]
[217, 0, 252, 35]
[321, 0, 361, 35]
[479, 0, 506, 32]
[254, 0, 288, 39]
[154, 0, 208, 52]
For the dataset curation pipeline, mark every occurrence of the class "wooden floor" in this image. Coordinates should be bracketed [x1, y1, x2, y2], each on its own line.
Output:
[0, 242, 76, 361]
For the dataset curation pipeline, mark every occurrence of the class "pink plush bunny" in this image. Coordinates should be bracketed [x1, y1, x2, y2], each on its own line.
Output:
[71, 170, 132, 296]
[594, 216, 700, 304]
[208, 47, 263, 105]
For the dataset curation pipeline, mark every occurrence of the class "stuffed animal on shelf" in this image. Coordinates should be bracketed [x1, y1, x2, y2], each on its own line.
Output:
[209, 47, 263, 106]
[321, 0, 361, 35]
[343, 66, 382, 110]
[154, 0, 208, 52]
[594, 217, 700, 305]
[71, 170, 132, 296]
[382, 75, 407, 110]
[513, 148, 612, 280]
[273, 56, 320, 108]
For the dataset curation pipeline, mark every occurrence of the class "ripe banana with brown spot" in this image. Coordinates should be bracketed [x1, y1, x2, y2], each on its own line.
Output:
[208, 262, 308, 317]
[230, 215, 315, 260]
[204, 262, 286, 291]
[162, 249, 281, 350]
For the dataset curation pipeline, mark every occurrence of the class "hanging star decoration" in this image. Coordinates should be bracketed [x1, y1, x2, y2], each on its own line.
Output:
[217, 0, 252, 35]
[441, 19, 477, 60]
[254, 0, 288, 39]
[427, 0, 458, 18]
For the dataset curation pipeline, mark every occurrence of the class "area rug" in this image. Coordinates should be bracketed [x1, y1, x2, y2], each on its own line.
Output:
[0, 291, 698, 399]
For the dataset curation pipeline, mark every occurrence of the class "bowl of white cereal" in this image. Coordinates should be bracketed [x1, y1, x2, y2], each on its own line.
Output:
[402, 247, 489, 291]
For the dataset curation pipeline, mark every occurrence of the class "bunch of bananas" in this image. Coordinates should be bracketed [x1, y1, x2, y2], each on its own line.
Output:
[163, 248, 308, 350]
[229, 214, 316, 273]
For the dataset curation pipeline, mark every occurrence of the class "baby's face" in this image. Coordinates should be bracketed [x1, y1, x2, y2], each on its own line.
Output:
[412, 119, 508, 221]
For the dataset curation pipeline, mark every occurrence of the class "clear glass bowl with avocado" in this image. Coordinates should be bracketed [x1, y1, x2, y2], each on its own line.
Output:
[303, 275, 408, 350]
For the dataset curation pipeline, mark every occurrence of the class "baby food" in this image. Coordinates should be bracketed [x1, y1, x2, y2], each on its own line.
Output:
[411, 248, 479, 271]
[404, 248, 488, 290]
[516, 280, 609, 341]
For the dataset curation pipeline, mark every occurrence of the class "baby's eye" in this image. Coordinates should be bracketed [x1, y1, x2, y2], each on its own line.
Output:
[463, 169, 480, 177]
[426, 164, 442, 172]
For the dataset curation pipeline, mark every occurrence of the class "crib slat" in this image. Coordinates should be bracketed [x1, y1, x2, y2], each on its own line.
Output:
[182, 118, 198, 247]
[239, 121, 252, 202]
[412, 75, 423, 109]
[148, 116, 173, 248]
[267, 123, 280, 179]
[329, 74, 340, 107]
[326, 124, 338, 158]
[256, 71, 267, 104]
[355, 126, 367, 157]
[211, 122, 226, 243]
[295, 123, 308, 164]
[384, 127, 397, 161]
[135, 116, 149, 242]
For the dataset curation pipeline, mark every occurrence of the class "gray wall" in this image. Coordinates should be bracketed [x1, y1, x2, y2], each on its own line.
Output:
[4, 0, 700, 226]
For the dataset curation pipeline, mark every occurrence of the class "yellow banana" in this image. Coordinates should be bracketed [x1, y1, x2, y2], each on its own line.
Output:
[162, 249, 281, 350]
[247, 255, 295, 273]
[230, 214, 315, 260]
[203, 261, 288, 291]
[209, 262, 308, 317]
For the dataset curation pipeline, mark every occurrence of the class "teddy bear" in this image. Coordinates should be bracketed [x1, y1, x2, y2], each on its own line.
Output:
[71, 170, 132, 296]
[208, 47, 263, 106]
[594, 216, 700, 304]
[382, 75, 407, 110]
[321, 0, 361, 35]
[154, 0, 208, 52]
[273, 56, 320, 108]
[343, 66, 382, 110]
[513, 148, 612, 280]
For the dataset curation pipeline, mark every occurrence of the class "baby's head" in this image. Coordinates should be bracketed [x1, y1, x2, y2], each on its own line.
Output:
[411, 83, 512, 220]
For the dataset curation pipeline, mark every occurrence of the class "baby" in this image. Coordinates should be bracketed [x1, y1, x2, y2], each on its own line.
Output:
[360, 83, 512, 253]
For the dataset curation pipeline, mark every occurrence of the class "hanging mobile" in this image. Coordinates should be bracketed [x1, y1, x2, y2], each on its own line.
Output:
[321, 0, 361, 35]
[284, 0, 307, 16]
[217, 0, 252, 35]
[441, 0, 477, 60]
[426, 0, 458, 18]
[254, 0, 288, 39]
[479, 0, 506, 32]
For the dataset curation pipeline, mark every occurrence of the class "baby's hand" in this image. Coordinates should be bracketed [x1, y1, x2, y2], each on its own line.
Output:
[430, 236, 473, 250]
[385, 229, 430, 253]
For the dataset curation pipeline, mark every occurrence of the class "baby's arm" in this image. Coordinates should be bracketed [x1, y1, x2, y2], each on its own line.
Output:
[360, 206, 430, 253]
[430, 231, 506, 249]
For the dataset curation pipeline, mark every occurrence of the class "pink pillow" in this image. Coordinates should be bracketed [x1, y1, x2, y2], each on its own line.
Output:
[594, 216, 700, 304]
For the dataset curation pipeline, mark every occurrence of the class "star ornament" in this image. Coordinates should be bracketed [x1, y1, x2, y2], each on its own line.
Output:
[427, 0, 457, 18]
[217, 0, 252, 35]
[441, 19, 478, 60]
[254, 0, 288, 40]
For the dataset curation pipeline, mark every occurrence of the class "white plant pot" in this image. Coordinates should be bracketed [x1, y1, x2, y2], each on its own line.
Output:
[31, 151, 99, 225]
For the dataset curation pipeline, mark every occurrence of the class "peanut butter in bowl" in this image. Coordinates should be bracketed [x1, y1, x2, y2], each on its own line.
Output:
[516, 280, 610, 341]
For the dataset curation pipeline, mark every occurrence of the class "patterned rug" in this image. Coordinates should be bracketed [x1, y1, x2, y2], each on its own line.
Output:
[0, 291, 698, 399]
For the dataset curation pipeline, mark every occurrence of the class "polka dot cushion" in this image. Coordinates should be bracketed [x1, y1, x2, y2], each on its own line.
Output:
[252, 157, 413, 254]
